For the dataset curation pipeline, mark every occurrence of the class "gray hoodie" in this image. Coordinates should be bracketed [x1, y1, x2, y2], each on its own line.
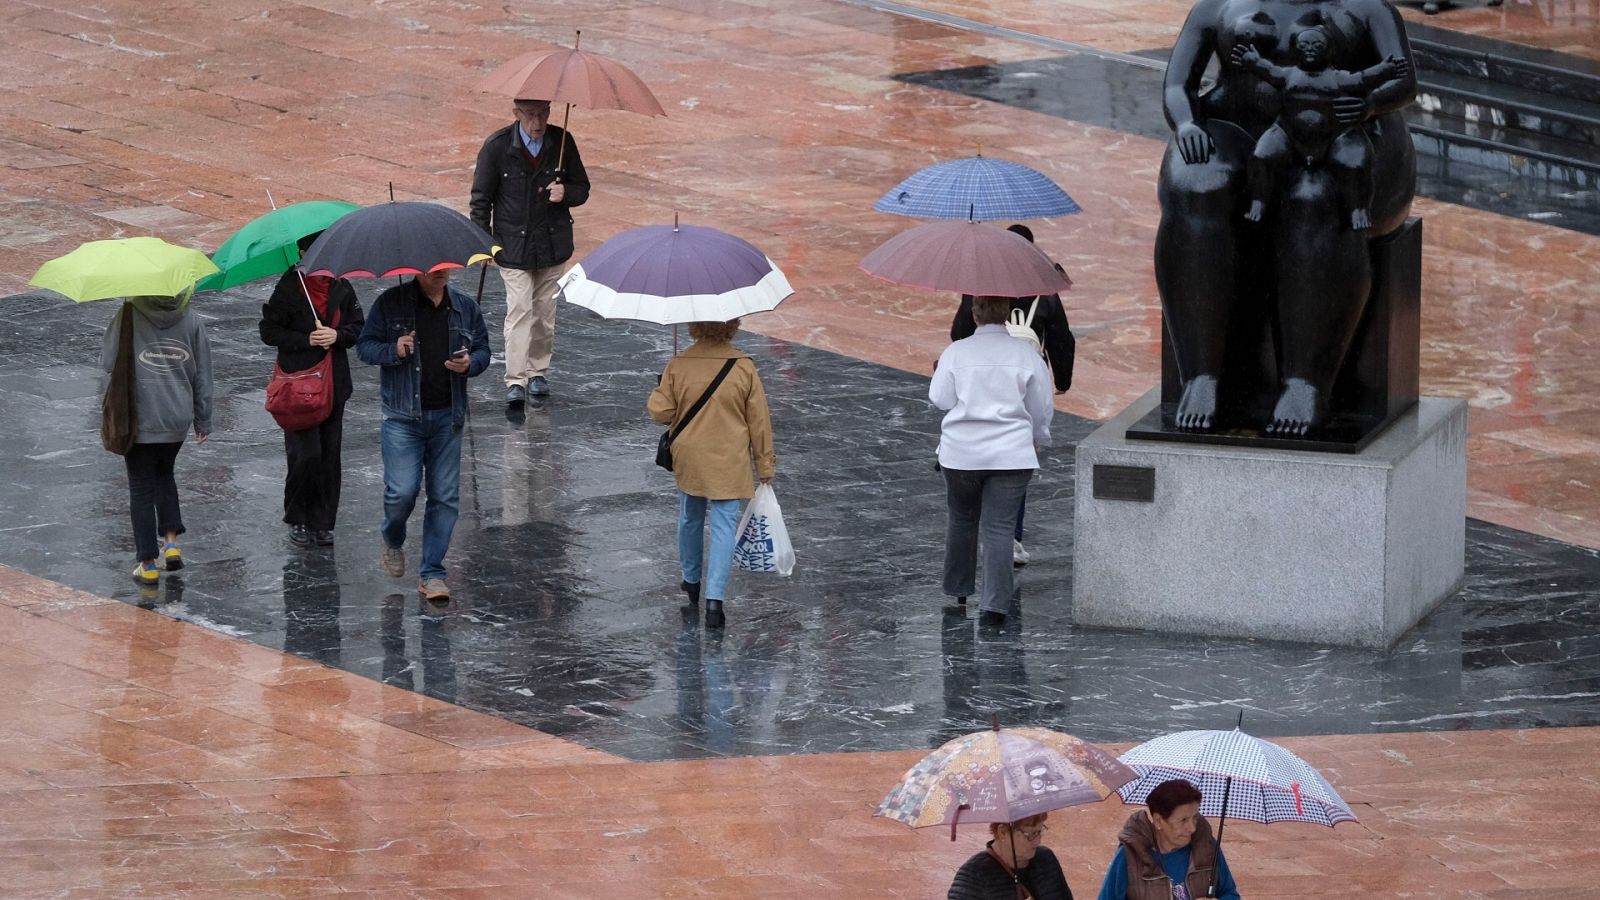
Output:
[100, 294, 214, 443]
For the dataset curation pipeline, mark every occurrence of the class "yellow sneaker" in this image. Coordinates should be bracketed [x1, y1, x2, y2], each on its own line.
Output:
[132, 561, 160, 585]
[162, 542, 183, 571]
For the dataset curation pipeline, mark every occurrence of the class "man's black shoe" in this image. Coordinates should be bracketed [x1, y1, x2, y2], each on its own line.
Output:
[289, 525, 313, 547]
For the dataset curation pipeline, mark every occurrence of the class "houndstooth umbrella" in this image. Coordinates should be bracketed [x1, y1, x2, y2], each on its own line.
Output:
[1117, 728, 1358, 829]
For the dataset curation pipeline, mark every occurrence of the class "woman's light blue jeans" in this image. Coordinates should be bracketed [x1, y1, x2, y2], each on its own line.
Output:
[679, 492, 741, 601]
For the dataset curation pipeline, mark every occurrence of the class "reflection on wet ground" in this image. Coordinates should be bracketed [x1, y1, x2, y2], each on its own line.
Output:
[2, 282, 1598, 762]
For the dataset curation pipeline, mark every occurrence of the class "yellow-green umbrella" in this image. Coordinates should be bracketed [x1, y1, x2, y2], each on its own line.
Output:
[29, 236, 220, 303]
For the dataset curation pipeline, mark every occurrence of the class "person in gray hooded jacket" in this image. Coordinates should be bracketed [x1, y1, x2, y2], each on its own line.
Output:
[99, 289, 214, 585]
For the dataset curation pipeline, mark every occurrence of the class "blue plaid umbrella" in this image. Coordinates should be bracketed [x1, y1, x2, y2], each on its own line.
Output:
[1116, 729, 1358, 832]
[873, 156, 1081, 221]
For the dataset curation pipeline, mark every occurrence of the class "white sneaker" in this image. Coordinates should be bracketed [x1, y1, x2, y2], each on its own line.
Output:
[1012, 540, 1030, 566]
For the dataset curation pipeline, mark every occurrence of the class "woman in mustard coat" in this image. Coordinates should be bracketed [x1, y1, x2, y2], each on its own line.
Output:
[648, 319, 777, 627]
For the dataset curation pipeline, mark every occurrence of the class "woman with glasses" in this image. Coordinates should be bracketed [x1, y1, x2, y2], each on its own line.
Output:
[948, 813, 1073, 899]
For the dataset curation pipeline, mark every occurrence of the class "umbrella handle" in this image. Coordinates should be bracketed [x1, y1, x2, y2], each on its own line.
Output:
[555, 103, 572, 175]
[949, 803, 968, 842]
[1209, 776, 1232, 897]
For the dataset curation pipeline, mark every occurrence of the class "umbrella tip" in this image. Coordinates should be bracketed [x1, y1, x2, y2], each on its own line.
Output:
[990, 714, 1000, 732]
[673, 211, 679, 232]
[574, 28, 581, 50]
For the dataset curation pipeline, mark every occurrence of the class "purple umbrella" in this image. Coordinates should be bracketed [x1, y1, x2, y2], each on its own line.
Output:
[557, 222, 792, 324]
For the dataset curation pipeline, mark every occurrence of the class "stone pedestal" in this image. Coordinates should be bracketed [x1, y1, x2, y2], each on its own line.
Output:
[1072, 390, 1467, 648]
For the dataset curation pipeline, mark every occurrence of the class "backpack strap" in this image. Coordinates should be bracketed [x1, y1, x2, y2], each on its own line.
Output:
[668, 358, 739, 445]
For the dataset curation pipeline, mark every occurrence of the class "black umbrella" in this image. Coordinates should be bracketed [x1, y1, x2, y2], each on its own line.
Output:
[298, 201, 495, 279]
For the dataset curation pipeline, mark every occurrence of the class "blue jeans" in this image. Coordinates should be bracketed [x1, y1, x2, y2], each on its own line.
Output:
[381, 409, 463, 580]
[678, 492, 740, 601]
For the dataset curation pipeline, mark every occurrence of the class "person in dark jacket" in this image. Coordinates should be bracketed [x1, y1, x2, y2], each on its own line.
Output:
[1097, 779, 1240, 900]
[356, 270, 491, 603]
[949, 813, 1074, 900]
[470, 98, 591, 405]
[258, 243, 365, 547]
[949, 223, 1075, 567]
[100, 289, 213, 586]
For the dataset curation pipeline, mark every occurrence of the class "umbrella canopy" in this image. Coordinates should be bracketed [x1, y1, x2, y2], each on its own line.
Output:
[195, 201, 360, 292]
[877, 725, 1136, 839]
[29, 236, 219, 303]
[874, 156, 1081, 221]
[1116, 729, 1357, 827]
[298, 202, 496, 279]
[474, 47, 665, 116]
[557, 223, 792, 325]
[860, 220, 1071, 297]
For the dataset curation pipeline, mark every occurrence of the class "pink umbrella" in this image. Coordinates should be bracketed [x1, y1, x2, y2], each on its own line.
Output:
[474, 32, 665, 173]
[860, 220, 1071, 297]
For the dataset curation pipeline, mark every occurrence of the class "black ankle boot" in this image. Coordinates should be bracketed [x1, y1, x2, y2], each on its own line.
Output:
[704, 599, 725, 628]
[681, 580, 701, 605]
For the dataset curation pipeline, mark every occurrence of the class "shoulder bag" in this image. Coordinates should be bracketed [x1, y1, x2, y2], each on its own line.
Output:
[265, 306, 341, 432]
[101, 302, 138, 455]
[656, 358, 738, 471]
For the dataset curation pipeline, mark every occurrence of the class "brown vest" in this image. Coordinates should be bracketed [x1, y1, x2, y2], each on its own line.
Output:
[1117, 811, 1217, 900]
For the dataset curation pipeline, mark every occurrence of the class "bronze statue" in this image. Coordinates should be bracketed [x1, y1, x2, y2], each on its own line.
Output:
[1152, 0, 1418, 438]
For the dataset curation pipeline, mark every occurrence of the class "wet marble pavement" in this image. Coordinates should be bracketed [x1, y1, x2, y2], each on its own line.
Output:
[3, 283, 1598, 763]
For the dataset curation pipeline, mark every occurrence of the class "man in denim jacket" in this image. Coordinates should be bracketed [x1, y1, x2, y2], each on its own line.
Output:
[357, 270, 491, 601]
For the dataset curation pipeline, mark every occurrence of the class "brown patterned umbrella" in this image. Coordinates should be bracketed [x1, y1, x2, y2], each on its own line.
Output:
[876, 721, 1135, 840]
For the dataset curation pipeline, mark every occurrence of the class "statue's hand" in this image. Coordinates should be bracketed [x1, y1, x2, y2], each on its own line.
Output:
[1387, 55, 1410, 79]
[1176, 121, 1214, 165]
[1228, 44, 1258, 67]
[1332, 94, 1369, 126]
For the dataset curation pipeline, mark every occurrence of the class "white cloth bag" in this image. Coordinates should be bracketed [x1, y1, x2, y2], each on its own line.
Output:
[732, 484, 795, 576]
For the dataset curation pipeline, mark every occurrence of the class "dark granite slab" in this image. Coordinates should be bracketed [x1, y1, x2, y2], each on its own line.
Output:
[1, 282, 1598, 761]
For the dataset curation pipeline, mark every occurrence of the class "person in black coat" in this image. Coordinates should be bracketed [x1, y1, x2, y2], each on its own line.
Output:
[948, 814, 1074, 900]
[949, 224, 1075, 566]
[258, 241, 364, 547]
[470, 98, 592, 405]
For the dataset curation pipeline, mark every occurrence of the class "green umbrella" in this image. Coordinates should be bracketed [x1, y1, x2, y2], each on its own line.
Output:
[29, 236, 220, 302]
[194, 200, 360, 292]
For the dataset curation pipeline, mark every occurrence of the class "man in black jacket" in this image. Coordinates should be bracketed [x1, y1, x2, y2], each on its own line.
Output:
[470, 98, 591, 405]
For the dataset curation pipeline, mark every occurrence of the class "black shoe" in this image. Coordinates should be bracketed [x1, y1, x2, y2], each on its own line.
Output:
[956, 595, 967, 606]
[527, 375, 550, 397]
[681, 580, 701, 605]
[505, 383, 527, 406]
[312, 530, 335, 547]
[705, 599, 726, 628]
[289, 525, 312, 546]
[978, 610, 1007, 628]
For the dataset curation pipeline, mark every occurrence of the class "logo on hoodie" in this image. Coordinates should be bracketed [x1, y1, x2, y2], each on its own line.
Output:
[138, 339, 192, 372]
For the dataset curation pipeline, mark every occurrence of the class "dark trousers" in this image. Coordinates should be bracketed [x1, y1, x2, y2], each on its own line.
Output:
[124, 441, 184, 563]
[282, 402, 345, 531]
[943, 468, 1032, 614]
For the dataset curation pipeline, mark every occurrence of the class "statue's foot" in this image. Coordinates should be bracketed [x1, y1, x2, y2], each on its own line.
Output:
[1244, 200, 1265, 223]
[1175, 375, 1218, 430]
[1350, 208, 1372, 231]
[1267, 379, 1322, 437]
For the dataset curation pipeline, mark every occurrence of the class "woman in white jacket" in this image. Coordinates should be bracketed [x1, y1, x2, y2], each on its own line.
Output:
[930, 295, 1052, 625]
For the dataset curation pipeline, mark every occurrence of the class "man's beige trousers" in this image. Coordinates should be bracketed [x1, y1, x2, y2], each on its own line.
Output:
[499, 264, 563, 386]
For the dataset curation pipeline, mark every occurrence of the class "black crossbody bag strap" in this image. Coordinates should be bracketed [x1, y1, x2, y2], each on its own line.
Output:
[668, 358, 738, 446]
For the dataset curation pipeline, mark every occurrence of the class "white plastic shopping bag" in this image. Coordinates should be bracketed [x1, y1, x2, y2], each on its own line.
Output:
[732, 484, 795, 576]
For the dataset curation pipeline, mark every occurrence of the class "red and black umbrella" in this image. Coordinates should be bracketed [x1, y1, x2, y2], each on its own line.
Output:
[298, 201, 495, 279]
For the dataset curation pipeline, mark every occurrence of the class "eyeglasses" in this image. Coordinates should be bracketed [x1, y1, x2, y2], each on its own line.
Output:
[1016, 826, 1048, 842]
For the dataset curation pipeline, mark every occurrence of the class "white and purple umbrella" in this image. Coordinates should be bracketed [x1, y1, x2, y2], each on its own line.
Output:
[557, 221, 792, 325]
